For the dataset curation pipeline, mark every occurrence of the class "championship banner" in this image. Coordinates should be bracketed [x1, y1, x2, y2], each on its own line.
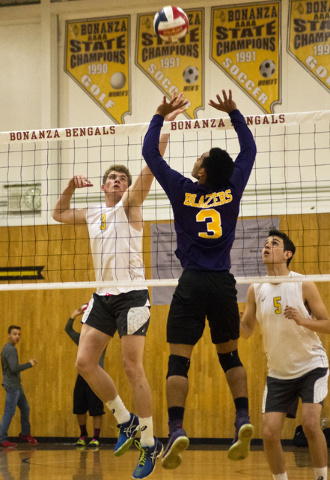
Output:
[288, 0, 330, 91]
[211, 2, 281, 114]
[65, 16, 131, 124]
[136, 9, 204, 119]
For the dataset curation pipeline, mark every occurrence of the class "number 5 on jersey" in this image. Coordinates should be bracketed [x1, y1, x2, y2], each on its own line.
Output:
[274, 296, 282, 314]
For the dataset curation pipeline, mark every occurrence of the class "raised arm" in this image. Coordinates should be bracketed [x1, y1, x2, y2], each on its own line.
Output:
[209, 90, 257, 191]
[142, 94, 189, 195]
[284, 282, 330, 334]
[65, 307, 83, 346]
[124, 95, 188, 209]
[53, 175, 92, 224]
[240, 284, 257, 339]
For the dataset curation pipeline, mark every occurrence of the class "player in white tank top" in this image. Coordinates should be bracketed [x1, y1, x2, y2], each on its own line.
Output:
[52, 97, 188, 479]
[240, 229, 330, 480]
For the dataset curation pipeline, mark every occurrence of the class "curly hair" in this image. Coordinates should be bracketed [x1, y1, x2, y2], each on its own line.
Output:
[201, 148, 234, 186]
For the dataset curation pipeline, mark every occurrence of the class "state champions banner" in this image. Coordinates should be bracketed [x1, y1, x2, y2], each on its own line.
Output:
[211, 2, 281, 114]
[288, 0, 330, 91]
[136, 9, 204, 119]
[65, 16, 131, 124]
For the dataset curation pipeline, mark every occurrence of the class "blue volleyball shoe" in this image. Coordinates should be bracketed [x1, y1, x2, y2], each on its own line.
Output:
[114, 413, 140, 457]
[132, 437, 163, 479]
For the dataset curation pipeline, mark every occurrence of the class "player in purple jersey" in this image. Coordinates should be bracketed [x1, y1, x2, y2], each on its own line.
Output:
[142, 90, 257, 469]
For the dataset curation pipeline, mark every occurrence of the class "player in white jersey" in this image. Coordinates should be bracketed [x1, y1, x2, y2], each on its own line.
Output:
[240, 229, 330, 480]
[52, 100, 186, 480]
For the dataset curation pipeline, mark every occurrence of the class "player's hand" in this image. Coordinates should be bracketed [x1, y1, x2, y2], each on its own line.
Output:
[283, 305, 307, 327]
[209, 89, 237, 114]
[71, 307, 83, 319]
[156, 94, 189, 118]
[29, 359, 37, 367]
[69, 175, 93, 190]
[164, 93, 187, 121]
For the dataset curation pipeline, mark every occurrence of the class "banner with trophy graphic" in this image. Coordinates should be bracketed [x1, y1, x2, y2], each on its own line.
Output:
[65, 16, 131, 124]
[211, 2, 281, 114]
[288, 0, 330, 91]
[136, 9, 204, 119]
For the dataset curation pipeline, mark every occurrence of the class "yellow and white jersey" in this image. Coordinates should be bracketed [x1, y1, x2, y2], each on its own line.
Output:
[254, 271, 328, 379]
[86, 200, 146, 295]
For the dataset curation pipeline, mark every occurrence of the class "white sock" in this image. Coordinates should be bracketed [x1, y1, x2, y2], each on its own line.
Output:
[314, 466, 327, 480]
[139, 416, 154, 447]
[106, 396, 130, 425]
[272, 474, 288, 480]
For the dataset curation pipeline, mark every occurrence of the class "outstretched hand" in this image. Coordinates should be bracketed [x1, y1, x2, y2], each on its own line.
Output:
[156, 94, 189, 119]
[209, 89, 237, 114]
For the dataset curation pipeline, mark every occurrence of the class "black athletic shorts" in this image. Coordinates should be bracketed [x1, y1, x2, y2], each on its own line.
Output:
[82, 290, 150, 338]
[167, 269, 239, 345]
[263, 367, 329, 418]
[73, 374, 105, 416]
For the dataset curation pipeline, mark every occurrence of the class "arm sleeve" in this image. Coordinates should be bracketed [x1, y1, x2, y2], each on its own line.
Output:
[228, 109, 257, 192]
[142, 114, 189, 198]
[6, 349, 32, 373]
[65, 318, 80, 346]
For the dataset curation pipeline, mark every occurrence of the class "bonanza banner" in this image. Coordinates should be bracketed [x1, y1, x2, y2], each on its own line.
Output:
[211, 2, 281, 114]
[65, 16, 131, 124]
[288, 0, 330, 91]
[136, 9, 204, 119]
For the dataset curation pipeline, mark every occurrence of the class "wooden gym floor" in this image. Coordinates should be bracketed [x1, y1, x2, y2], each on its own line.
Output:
[0, 442, 323, 480]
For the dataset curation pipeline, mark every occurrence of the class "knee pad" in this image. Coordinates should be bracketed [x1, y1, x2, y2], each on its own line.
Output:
[218, 349, 243, 373]
[166, 354, 191, 379]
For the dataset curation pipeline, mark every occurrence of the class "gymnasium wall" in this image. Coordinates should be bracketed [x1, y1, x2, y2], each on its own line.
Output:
[0, 0, 329, 441]
[0, 0, 329, 135]
[0, 212, 329, 440]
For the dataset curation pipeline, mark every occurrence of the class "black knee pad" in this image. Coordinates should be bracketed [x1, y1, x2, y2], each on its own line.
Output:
[166, 354, 191, 379]
[218, 349, 243, 373]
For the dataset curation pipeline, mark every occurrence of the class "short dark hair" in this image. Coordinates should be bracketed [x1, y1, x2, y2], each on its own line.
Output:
[268, 229, 296, 266]
[8, 325, 21, 334]
[102, 165, 132, 186]
[201, 147, 235, 186]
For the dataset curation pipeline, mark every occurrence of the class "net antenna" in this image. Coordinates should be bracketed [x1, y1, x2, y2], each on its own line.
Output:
[0, 110, 329, 292]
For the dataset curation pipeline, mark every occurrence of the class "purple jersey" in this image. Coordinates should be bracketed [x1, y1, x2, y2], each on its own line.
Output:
[142, 109, 256, 271]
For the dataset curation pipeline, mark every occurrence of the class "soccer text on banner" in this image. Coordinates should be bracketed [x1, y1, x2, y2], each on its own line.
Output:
[211, 2, 281, 114]
[288, 0, 330, 91]
[65, 16, 131, 124]
[136, 9, 204, 119]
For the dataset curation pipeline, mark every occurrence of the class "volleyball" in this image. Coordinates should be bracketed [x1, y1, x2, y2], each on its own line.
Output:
[153, 6, 189, 43]
[81, 302, 89, 312]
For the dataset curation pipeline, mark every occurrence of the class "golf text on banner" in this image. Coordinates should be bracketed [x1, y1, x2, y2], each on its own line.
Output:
[65, 16, 131, 124]
[211, 2, 281, 114]
[288, 0, 330, 91]
[136, 9, 204, 119]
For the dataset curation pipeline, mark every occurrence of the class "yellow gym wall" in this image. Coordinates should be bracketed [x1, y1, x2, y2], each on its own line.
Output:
[0, 212, 329, 440]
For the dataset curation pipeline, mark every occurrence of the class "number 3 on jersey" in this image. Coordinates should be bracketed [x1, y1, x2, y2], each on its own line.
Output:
[196, 209, 222, 239]
[274, 296, 282, 314]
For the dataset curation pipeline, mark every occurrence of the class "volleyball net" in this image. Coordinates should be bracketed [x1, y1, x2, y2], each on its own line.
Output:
[0, 109, 329, 295]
